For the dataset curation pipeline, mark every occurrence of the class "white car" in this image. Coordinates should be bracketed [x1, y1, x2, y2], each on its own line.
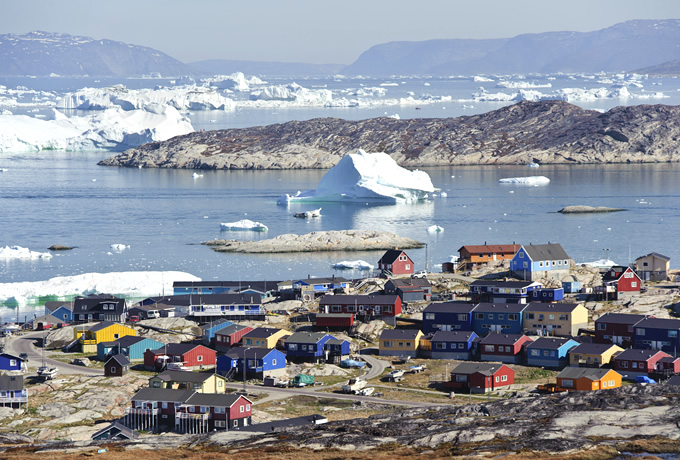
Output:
[411, 271, 427, 279]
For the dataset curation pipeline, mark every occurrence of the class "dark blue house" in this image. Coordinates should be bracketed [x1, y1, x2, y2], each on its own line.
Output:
[0, 353, 25, 372]
[634, 318, 680, 353]
[285, 332, 336, 362]
[469, 280, 542, 304]
[530, 288, 565, 302]
[292, 277, 350, 293]
[526, 337, 579, 368]
[217, 346, 287, 379]
[422, 302, 477, 333]
[324, 338, 351, 362]
[430, 330, 479, 360]
[471, 303, 528, 336]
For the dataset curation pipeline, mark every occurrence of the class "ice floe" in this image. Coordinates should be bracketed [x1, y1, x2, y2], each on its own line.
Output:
[580, 259, 617, 269]
[277, 149, 436, 204]
[331, 260, 374, 270]
[499, 176, 550, 185]
[0, 245, 53, 260]
[220, 219, 268, 232]
[427, 225, 444, 233]
[110, 244, 130, 251]
[0, 271, 200, 304]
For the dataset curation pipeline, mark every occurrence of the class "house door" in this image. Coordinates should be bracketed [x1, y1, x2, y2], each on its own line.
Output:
[374, 306, 381, 315]
[491, 325, 501, 333]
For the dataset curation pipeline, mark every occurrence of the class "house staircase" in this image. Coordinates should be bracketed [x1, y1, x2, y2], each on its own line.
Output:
[62, 338, 80, 352]
[223, 367, 237, 382]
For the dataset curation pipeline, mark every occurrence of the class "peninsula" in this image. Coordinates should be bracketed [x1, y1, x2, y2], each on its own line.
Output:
[202, 230, 424, 253]
[99, 100, 680, 170]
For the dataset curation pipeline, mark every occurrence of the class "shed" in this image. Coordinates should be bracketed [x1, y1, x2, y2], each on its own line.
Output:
[105, 354, 130, 377]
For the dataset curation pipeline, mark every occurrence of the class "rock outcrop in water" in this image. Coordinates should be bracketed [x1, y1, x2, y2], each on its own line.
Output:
[99, 101, 680, 170]
[558, 206, 626, 213]
[203, 230, 424, 253]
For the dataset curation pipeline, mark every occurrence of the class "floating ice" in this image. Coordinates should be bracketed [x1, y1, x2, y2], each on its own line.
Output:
[473, 76, 494, 82]
[277, 149, 435, 204]
[580, 259, 617, 269]
[499, 176, 550, 185]
[110, 244, 130, 251]
[331, 260, 374, 270]
[440, 192, 448, 198]
[427, 225, 444, 233]
[220, 219, 268, 232]
[0, 271, 200, 304]
[192, 172, 203, 178]
[0, 245, 52, 260]
[249, 83, 332, 105]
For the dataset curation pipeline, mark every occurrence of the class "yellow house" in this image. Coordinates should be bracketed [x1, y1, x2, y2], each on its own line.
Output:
[379, 329, 423, 358]
[523, 302, 589, 337]
[242, 327, 289, 349]
[148, 370, 227, 393]
[556, 367, 622, 391]
[75, 321, 137, 353]
[569, 343, 623, 367]
[634, 252, 670, 282]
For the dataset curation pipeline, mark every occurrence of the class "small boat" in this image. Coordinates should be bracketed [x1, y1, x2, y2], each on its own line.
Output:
[358, 387, 374, 396]
[294, 208, 322, 218]
[37, 366, 58, 380]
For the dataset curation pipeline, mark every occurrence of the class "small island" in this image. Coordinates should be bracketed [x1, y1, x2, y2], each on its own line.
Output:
[558, 206, 626, 214]
[203, 230, 424, 253]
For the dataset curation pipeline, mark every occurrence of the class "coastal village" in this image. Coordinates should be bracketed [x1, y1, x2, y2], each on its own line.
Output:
[0, 242, 678, 452]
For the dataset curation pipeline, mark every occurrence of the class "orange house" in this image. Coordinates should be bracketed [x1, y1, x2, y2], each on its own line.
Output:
[556, 367, 622, 392]
[458, 244, 521, 269]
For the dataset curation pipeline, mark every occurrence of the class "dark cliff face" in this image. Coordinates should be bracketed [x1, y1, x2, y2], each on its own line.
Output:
[99, 100, 680, 170]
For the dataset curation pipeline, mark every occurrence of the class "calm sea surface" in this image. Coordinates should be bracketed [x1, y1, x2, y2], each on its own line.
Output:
[1, 74, 680, 320]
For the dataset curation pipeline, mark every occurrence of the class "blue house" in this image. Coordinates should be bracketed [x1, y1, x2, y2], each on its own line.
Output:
[201, 319, 233, 345]
[285, 332, 336, 362]
[217, 346, 287, 378]
[471, 303, 528, 336]
[324, 338, 351, 362]
[96, 336, 165, 361]
[292, 277, 350, 294]
[526, 337, 579, 368]
[469, 280, 542, 304]
[173, 280, 279, 298]
[530, 288, 565, 302]
[634, 318, 680, 353]
[44, 302, 73, 323]
[0, 353, 25, 372]
[430, 330, 479, 360]
[422, 302, 477, 333]
[510, 243, 571, 282]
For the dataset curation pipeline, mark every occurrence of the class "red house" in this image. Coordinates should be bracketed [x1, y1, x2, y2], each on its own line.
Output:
[318, 294, 402, 318]
[594, 313, 651, 347]
[214, 324, 254, 352]
[377, 249, 415, 276]
[613, 349, 671, 378]
[446, 362, 515, 393]
[315, 313, 354, 329]
[127, 388, 252, 433]
[479, 334, 533, 364]
[143, 343, 216, 371]
[658, 356, 680, 376]
[601, 266, 642, 299]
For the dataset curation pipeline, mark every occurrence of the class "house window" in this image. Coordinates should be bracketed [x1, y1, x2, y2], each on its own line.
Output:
[539, 262, 543, 267]
[501, 325, 511, 330]
[288, 344, 298, 351]
[201, 406, 209, 413]
[218, 380, 223, 387]
[113, 334, 119, 339]
[197, 355, 203, 362]
[110, 367, 116, 373]
[488, 314, 494, 320]
[523, 262, 528, 268]
[233, 420, 238, 427]
[505, 346, 512, 352]
[425, 313, 435, 320]
[475, 313, 484, 320]
[508, 314, 518, 321]
[559, 314, 568, 321]
[484, 345, 495, 352]
[631, 282, 637, 288]
[240, 405, 244, 413]
[557, 260, 562, 265]
[597, 323, 606, 330]
[530, 349, 539, 356]
[215, 420, 225, 427]
[498, 314, 504, 320]
[632, 362, 638, 369]
[331, 306, 342, 312]
[455, 374, 467, 382]
[9, 360, 16, 366]
[458, 343, 465, 349]
[189, 407, 195, 412]
[543, 350, 550, 356]
[215, 407, 225, 414]
[384, 341, 393, 348]
[245, 339, 253, 346]
[602, 381, 607, 388]
[561, 379, 573, 388]
[246, 404, 250, 411]
[608, 380, 615, 387]
[162, 414, 168, 419]
[347, 305, 356, 312]
[495, 376, 499, 382]
[436, 343, 445, 349]
[549, 314, 554, 320]
[527, 313, 535, 320]
[457, 314, 468, 321]
[519, 252, 524, 258]
[272, 359, 277, 366]
[669, 331, 678, 338]
[501, 375, 508, 382]
[636, 328, 645, 336]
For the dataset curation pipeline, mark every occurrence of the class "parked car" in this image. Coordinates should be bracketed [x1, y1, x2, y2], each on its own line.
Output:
[411, 271, 428, 279]
[128, 315, 140, 322]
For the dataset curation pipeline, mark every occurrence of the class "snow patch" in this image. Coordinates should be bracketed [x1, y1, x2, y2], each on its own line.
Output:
[277, 149, 435, 204]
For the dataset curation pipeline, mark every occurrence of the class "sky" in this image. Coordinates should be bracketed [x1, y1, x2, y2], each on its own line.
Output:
[3, 0, 680, 65]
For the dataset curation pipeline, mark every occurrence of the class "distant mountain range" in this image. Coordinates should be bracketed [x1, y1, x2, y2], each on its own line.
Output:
[344, 19, 680, 75]
[3, 21, 680, 78]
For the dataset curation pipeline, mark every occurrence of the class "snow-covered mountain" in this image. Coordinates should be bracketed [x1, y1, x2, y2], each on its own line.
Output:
[344, 19, 680, 76]
[0, 31, 191, 77]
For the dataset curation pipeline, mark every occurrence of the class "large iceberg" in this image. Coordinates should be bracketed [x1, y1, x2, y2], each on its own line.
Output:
[278, 150, 436, 204]
[499, 176, 550, 185]
[0, 245, 52, 260]
[0, 271, 200, 305]
[220, 219, 268, 232]
[0, 104, 193, 152]
[331, 260, 374, 270]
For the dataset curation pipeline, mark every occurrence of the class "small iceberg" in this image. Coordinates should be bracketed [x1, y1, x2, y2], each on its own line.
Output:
[499, 176, 550, 185]
[332, 260, 374, 270]
[0, 245, 53, 260]
[527, 163, 540, 168]
[294, 208, 322, 218]
[427, 225, 444, 234]
[220, 219, 268, 232]
[580, 259, 617, 269]
[0, 168, 8, 172]
[440, 192, 448, 198]
[192, 172, 203, 178]
[110, 244, 130, 251]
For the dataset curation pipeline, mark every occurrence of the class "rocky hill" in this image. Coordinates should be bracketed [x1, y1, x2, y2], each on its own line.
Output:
[344, 19, 680, 75]
[99, 100, 680, 170]
[0, 31, 190, 77]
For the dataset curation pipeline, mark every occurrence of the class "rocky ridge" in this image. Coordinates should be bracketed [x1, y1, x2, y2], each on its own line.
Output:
[100, 101, 680, 170]
[203, 230, 424, 253]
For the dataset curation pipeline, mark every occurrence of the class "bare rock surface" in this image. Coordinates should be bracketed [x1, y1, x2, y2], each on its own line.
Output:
[100, 101, 680, 170]
[203, 230, 424, 253]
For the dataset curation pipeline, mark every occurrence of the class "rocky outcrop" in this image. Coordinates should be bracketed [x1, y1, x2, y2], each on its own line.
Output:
[100, 101, 680, 170]
[558, 206, 626, 213]
[203, 230, 424, 253]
